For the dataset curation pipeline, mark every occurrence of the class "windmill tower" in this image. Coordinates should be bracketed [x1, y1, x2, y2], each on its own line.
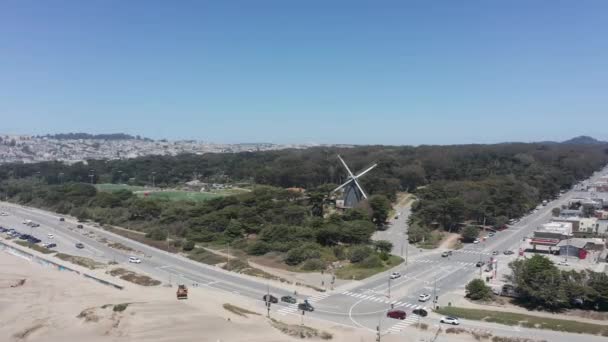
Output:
[332, 155, 377, 208]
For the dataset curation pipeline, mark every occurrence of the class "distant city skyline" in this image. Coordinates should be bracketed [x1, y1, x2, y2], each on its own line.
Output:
[1, 1, 607, 144]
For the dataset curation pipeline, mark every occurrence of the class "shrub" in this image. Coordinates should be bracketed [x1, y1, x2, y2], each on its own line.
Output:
[182, 240, 195, 251]
[332, 245, 346, 260]
[379, 251, 389, 261]
[465, 279, 493, 301]
[146, 228, 168, 241]
[359, 254, 384, 268]
[300, 259, 327, 271]
[285, 243, 321, 266]
[247, 241, 271, 255]
[349, 245, 373, 263]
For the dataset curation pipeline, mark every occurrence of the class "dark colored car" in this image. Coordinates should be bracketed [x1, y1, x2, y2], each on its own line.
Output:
[19, 234, 31, 240]
[262, 294, 278, 303]
[387, 310, 406, 320]
[46, 243, 57, 248]
[476, 261, 485, 267]
[412, 308, 428, 317]
[28, 237, 41, 244]
[0, 227, 7, 232]
[298, 302, 314, 312]
[441, 251, 452, 257]
[75, 243, 85, 249]
[59, 217, 65, 221]
[281, 296, 297, 304]
[503, 250, 514, 255]
[77, 224, 83, 229]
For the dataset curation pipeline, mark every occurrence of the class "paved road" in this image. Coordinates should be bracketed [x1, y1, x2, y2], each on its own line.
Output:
[1, 165, 607, 340]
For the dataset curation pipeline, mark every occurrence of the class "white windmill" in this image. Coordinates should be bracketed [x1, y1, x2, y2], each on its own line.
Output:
[332, 155, 377, 208]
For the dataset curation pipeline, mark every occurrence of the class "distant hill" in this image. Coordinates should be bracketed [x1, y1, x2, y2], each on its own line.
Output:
[561, 136, 607, 145]
[39, 133, 152, 141]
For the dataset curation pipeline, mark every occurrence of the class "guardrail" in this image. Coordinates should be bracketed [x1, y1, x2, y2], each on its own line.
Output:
[0, 240, 123, 290]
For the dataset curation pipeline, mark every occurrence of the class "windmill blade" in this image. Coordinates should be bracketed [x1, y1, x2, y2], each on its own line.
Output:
[332, 179, 353, 193]
[353, 178, 368, 199]
[337, 155, 356, 179]
[354, 163, 377, 179]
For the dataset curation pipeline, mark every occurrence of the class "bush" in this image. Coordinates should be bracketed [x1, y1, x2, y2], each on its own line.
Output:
[379, 251, 389, 261]
[465, 279, 493, 301]
[374, 240, 393, 253]
[285, 243, 321, 265]
[461, 226, 479, 243]
[359, 254, 384, 268]
[349, 245, 373, 263]
[332, 245, 346, 260]
[146, 228, 168, 241]
[247, 241, 271, 255]
[300, 258, 327, 271]
[182, 240, 195, 251]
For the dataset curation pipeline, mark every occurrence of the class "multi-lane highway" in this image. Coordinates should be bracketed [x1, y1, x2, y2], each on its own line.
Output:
[1, 165, 607, 340]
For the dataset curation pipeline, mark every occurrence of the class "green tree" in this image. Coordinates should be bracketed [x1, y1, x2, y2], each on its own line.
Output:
[247, 241, 271, 255]
[461, 225, 479, 243]
[373, 240, 393, 254]
[508, 255, 568, 310]
[182, 240, 195, 251]
[465, 279, 493, 300]
[146, 228, 168, 241]
[349, 245, 373, 263]
[369, 195, 391, 224]
[551, 207, 561, 217]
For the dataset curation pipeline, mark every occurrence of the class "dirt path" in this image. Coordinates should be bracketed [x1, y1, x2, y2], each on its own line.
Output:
[438, 233, 461, 250]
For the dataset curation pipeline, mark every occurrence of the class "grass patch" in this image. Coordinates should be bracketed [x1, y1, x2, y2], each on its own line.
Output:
[108, 267, 161, 286]
[14, 240, 54, 254]
[222, 303, 260, 317]
[139, 191, 223, 202]
[335, 255, 403, 280]
[55, 253, 106, 269]
[270, 318, 333, 339]
[435, 306, 608, 336]
[187, 248, 230, 265]
[96, 183, 147, 192]
[103, 226, 178, 253]
[222, 259, 291, 283]
[107, 241, 134, 252]
[113, 303, 130, 312]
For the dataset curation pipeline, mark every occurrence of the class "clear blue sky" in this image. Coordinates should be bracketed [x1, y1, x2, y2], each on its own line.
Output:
[1, 1, 607, 144]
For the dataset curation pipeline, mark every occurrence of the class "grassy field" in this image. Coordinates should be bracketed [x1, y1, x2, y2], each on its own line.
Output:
[336, 255, 404, 280]
[435, 306, 608, 336]
[140, 191, 223, 202]
[96, 183, 147, 192]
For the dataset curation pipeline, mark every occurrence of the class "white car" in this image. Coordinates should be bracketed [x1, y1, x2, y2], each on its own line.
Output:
[440, 316, 460, 325]
[389, 272, 401, 280]
[418, 293, 431, 302]
[557, 260, 570, 266]
[47, 234, 54, 239]
[129, 257, 142, 264]
[473, 239, 480, 244]
[0, 212, 8, 216]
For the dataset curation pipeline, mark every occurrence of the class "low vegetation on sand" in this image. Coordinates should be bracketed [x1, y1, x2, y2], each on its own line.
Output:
[335, 255, 403, 280]
[269, 318, 333, 340]
[435, 306, 608, 336]
[107, 268, 161, 286]
[222, 303, 260, 317]
[14, 240, 54, 254]
[55, 253, 106, 269]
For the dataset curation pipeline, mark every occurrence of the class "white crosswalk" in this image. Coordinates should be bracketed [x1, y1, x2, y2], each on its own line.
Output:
[456, 250, 491, 256]
[277, 292, 331, 316]
[411, 259, 478, 267]
[341, 291, 424, 310]
[386, 314, 420, 333]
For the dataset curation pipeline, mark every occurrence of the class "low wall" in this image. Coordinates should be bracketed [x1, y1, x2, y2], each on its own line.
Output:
[0, 240, 123, 290]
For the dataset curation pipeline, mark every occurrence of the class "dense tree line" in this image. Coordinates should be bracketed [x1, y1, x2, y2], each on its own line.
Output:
[1, 142, 607, 238]
[508, 255, 608, 311]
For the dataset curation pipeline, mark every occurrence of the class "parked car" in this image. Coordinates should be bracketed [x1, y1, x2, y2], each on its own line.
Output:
[75, 242, 85, 249]
[281, 296, 297, 304]
[503, 250, 514, 255]
[412, 308, 428, 317]
[19, 234, 30, 240]
[262, 294, 278, 303]
[492, 251, 499, 256]
[129, 256, 142, 264]
[77, 224, 83, 229]
[27, 237, 41, 244]
[298, 301, 314, 312]
[389, 272, 401, 280]
[59, 217, 65, 221]
[473, 239, 480, 244]
[441, 251, 452, 257]
[476, 261, 485, 267]
[557, 260, 570, 266]
[46, 243, 57, 248]
[440, 316, 460, 325]
[488, 232, 495, 237]
[418, 293, 431, 302]
[386, 310, 407, 320]
[47, 234, 54, 239]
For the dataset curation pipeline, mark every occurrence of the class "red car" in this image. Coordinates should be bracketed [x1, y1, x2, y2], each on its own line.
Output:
[386, 310, 406, 320]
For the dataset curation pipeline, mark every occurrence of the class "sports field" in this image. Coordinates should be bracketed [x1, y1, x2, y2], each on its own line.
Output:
[95, 183, 148, 192]
[141, 191, 223, 202]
